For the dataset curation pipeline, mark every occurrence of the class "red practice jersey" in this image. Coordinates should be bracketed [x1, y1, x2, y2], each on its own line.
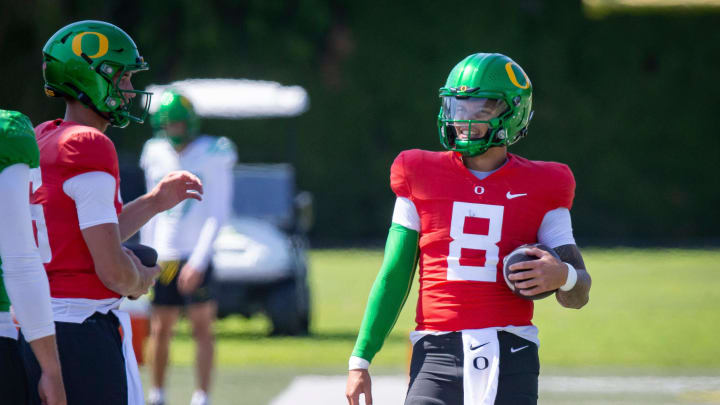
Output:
[391, 150, 575, 331]
[30, 119, 123, 300]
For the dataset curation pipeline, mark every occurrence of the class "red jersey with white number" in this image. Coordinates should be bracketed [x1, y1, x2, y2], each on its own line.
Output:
[30, 119, 122, 299]
[391, 150, 575, 331]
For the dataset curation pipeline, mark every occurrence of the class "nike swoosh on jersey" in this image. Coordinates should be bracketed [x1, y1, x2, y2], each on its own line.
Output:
[510, 345, 529, 353]
[506, 192, 528, 199]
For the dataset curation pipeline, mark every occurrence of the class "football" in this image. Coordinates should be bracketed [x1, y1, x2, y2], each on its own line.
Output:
[122, 243, 159, 267]
[502, 243, 560, 300]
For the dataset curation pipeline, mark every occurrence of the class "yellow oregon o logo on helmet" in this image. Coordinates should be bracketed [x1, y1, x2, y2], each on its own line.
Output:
[504, 62, 530, 89]
[72, 32, 109, 59]
[179, 96, 192, 109]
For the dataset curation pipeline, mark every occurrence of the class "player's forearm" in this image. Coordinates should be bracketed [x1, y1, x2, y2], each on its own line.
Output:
[118, 193, 160, 242]
[186, 217, 220, 272]
[554, 244, 591, 309]
[351, 223, 419, 365]
[28, 335, 62, 375]
[110, 257, 145, 296]
[81, 224, 142, 295]
[98, 250, 143, 296]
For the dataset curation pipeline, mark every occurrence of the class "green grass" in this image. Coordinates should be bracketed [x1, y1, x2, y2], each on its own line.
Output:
[162, 248, 720, 370]
[534, 248, 720, 367]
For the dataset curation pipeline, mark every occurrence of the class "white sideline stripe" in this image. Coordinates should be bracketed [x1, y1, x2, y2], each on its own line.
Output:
[269, 375, 720, 405]
[268, 375, 406, 405]
[542, 376, 720, 394]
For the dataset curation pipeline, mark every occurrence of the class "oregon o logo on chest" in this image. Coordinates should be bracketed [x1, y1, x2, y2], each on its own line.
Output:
[474, 186, 485, 195]
[72, 32, 109, 59]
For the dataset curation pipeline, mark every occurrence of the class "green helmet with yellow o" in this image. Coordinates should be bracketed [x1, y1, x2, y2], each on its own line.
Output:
[42, 20, 151, 128]
[150, 89, 200, 146]
[438, 53, 534, 156]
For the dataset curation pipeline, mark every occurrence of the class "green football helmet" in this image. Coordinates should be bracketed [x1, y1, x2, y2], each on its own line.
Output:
[42, 20, 151, 128]
[150, 89, 199, 146]
[438, 53, 534, 156]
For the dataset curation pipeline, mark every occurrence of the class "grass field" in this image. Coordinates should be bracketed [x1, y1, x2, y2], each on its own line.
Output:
[148, 248, 720, 404]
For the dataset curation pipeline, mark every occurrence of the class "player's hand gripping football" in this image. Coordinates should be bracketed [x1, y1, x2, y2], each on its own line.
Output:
[124, 247, 162, 298]
[178, 263, 204, 295]
[346, 369, 373, 405]
[508, 246, 570, 297]
[148, 170, 203, 212]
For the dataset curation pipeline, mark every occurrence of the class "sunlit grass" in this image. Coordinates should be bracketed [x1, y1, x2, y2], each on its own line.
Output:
[162, 248, 720, 369]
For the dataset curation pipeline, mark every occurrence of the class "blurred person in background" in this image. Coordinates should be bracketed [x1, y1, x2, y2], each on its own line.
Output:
[0, 109, 66, 405]
[141, 89, 236, 405]
[345, 53, 591, 405]
[21, 20, 203, 405]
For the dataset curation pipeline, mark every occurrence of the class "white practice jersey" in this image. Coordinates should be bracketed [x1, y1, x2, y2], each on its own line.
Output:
[140, 135, 237, 270]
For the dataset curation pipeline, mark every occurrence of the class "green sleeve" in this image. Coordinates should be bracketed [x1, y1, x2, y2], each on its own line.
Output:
[0, 259, 9, 312]
[351, 223, 419, 363]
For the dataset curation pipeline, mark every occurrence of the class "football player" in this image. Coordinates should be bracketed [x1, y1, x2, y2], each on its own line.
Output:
[0, 110, 66, 405]
[140, 89, 236, 405]
[19, 21, 204, 405]
[345, 53, 592, 405]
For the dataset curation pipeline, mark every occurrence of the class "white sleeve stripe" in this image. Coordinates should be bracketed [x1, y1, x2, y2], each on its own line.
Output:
[537, 207, 576, 248]
[63, 171, 118, 228]
[78, 217, 120, 230]
[391, 197, 420, 232]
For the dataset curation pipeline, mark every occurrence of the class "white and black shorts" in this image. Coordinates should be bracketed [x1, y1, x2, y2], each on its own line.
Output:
[406, 330, 539, 405]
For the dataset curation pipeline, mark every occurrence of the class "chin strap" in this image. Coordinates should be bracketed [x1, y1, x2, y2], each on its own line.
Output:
[510, 110, 534, 146]
[77, 92, 113, 125]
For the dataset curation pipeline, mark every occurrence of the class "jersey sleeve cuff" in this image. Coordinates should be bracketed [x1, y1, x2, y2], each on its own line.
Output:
[21, 324, 56, 343]
[349, 356, 370, 370]
[78, 217, 119, 230]
[185, 256, 209, 273]
[391, 197, 420, 232]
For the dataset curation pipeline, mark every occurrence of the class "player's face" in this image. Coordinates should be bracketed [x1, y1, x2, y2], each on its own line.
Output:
[164, 121, 188, 137]
[442, 97, 508, 140]
[118, 72, 136, 100]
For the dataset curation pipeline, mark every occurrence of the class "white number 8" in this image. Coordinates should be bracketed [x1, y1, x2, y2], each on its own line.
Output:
[447, 202, 504, 282]
[29, 168, 52, 263]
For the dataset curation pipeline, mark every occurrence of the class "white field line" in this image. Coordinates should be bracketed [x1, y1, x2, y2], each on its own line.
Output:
[541, 376, 720, 394]
[269, 375, 720, 405]
[269, 375, 406, 405]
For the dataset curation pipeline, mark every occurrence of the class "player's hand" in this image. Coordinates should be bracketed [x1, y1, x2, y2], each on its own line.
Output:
[508, 246, 569, 296]
[38, 369, 67, 405]
[149, 170, 203, 212]
[124, 247, 162, 297]
[346, 369, 372, 405]
[177, 263, 205, 295]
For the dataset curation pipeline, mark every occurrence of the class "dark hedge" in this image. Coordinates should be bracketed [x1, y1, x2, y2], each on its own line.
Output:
[1, 1, 718, 245]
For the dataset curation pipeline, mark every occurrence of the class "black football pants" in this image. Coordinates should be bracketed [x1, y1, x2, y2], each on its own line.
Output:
[405, 331, 539, 405]
[0, 336, 28, 404]
[20, 312, 128, 405]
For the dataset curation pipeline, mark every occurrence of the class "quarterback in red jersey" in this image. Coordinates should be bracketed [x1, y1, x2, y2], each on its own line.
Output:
[20, 21, 203, 405]
[346, 53, 591, 405]
[32, 122, 125, 300]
